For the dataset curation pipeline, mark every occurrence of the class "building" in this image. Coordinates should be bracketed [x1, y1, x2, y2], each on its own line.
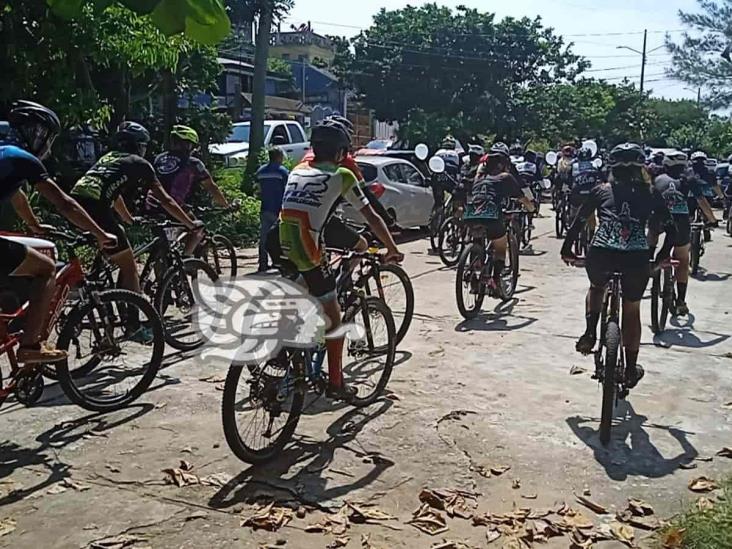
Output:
[269, 24, 336, 65]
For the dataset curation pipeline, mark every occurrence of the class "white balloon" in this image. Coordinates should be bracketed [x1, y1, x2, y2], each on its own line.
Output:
[415, 143, 429, 161]
[546, 151, 558, 166]
[429, 156, 446, 174]
[582, 140, 599, 157]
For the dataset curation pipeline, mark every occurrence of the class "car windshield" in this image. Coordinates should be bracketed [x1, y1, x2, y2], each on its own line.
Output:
[366, 140, 391, 150]
[227, 123, 272, 143]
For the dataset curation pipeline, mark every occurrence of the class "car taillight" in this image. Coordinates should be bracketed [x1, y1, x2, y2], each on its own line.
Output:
[369, 182, 386, 198]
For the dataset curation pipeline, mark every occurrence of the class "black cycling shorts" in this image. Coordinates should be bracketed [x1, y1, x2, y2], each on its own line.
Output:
[649, 213, 691, 248]
[324, 216, 361, 251]
[464, 218, 506, 241]
[570, 188, 593, 209]
[74, 196, 130, 255]
[0, 236, 28, 277]
[585, 247, 651, 302]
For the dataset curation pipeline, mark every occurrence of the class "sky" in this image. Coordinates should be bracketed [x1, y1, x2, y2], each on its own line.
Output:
[283, 0, 702, 101]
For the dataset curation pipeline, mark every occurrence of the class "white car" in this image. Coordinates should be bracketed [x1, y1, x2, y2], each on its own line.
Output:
[209, 120, 310, 167]
[343, 156, 435, 229]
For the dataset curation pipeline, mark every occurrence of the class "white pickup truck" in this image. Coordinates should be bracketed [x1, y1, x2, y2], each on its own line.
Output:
[209, 120, 310, 167]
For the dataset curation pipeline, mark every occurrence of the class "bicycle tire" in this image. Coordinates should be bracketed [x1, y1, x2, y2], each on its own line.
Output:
[221, 359, 304, 464]
[155, 259, 219, 351]
[366, 263, 414, 346]
[342, 297, 396, 407]
[690, 229, 701, 276]
[650, 270, 662, 335]
[200, 235, 238, 279]
[55, 290, 164, 412]
[660, 268, 674, 329]
[523, 215, 533, 248]
[600, 321, 620, 446]
[499, 233, 520, 301]
[455, 243, 486, 320]
[438, 218, 464, 267]
[555, 205, 564, 238]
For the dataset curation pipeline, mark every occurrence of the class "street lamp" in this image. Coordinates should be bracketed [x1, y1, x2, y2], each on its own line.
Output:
[616, 30, 666, 95]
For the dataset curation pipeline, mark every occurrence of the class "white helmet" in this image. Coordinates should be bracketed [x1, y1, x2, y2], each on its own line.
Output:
[663, 151, 688, 168]
[690, 151, 708, 162]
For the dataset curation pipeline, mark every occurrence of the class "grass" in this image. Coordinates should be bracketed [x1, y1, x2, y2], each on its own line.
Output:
[658, 478, 732, 548]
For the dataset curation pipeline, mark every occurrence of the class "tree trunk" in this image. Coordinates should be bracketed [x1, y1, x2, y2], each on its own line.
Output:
[246, 3, 273, 178]
[161, 69, 177, 148]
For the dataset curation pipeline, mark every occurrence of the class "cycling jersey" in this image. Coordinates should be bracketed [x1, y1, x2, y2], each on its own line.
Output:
[279, 161, 368, 271]
[435, 149, 461, 176]
[654, 173, 702, 215]
[72, 151, 156, 207]
[692, 167, 717, 198]
[564, 181, 673, 253]
[0, 144, 49, 202]
[146, 152, 210, 209]
[465, 173, 522, 222]
[572, 161, 602, 194]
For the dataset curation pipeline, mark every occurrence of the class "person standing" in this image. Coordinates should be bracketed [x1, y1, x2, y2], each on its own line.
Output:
[256, 148, 289, 272]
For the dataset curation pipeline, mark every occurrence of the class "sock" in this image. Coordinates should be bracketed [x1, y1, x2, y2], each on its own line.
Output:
[677, 282, 688, 303]
[585, 311, 600, 338]
[626, 349, 639, 369]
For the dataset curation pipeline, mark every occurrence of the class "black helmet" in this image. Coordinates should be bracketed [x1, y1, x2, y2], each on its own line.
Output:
[608, 143, 645, 168]
[310, 119, 351, 150]
[509, 142, 524, 157]
[577, 147, 593, 161]
[115, 121, 150, 154]
[8, 100, 61, 158]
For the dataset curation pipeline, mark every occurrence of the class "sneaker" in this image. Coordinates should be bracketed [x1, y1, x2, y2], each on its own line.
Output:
[625, 365, 645, 389]
[128, 326, 155, 345]
[326, 383, 357, 403]
[575, 333, 596, 355]
[676, 301, 689, 317]
[17, 344, 67, 364]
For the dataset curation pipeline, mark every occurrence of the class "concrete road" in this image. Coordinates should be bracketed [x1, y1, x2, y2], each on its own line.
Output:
[1, 213, 731, 548]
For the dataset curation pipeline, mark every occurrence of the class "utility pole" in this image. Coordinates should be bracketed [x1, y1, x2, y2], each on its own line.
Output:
[639, 29, 647, 96]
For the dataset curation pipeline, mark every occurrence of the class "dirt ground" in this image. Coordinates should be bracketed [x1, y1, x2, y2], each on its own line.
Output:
[1, 213, 731, 549]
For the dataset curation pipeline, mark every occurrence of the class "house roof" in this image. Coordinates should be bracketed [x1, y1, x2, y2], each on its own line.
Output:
[241, 93, 312, 115]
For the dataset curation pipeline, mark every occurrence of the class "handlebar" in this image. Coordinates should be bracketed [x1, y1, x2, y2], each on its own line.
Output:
[45, 229, 97, 248]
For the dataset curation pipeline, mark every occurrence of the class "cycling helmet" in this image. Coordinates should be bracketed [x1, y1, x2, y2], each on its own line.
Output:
[310, 119, 351, 150]
[114, 121, 150, 154]
[509, 142, 524, 157]
[690, 151, 708, 162]
[8, 100, 61, 158]
[488, 142, 510, 158]
[441, 135, 456, 149]
[468, 144, 485, 157]
[170, 124, 199, 145]
[577, 147, 593, 161]
[516, 162, 537, 176]
[608, 143, 645, 167]
[561, 145, 575, 156]
[663, 151, 688, 168]
[326, 115, 354, 136]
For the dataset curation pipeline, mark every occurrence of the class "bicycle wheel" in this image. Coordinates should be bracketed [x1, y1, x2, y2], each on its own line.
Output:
[221, 352, 304, 464]
[498, 233, 520, 301]
[200, 235, 238, 279]
[455, 243, 486, 320]
[523, 215, 533, 248]
[555, 205, 564, 238]
[650, 269, 662, 335]
[661, 268, 676, 324]
[600, 321, 620, 446]
[438, 218, 464, 267]
[727, 207, 732, 236]
[55, 290, 164, 412]
[341, 296, 396, 407]
[690, 229, 701, 276]
[155, 259, 218, 351]
[365, 263, 414, 346]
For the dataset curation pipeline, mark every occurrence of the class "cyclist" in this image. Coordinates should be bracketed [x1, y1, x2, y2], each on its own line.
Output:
[0, 100, 117, 363]
[554, 145, 575, 204]
[690, 151, 725, 213]
[569, 145, 603, 233]
[435, 135, 462, 177]
[278, 120, 403, 402]
[455, 144, 485, 215]
[561, 143, 676, 389]
[465, 143, 536, 290]
[71, 121, 202, 317]
[145, 124, 229, 256]
[647, 151, 715, 317]
[647, 150, 665, 178]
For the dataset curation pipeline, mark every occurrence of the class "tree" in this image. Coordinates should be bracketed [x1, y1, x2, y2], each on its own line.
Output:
[346, 4, 587, 142]
[666, 0, 732, 108]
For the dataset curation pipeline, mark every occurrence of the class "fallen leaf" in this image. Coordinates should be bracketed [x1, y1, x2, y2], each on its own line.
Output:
[179, 460, 194, 472]
[82, 431, 109, 439]
[89, 533, 148, 548]
[679, 462, 698, 470]
[83, 524, 99, 531]
[105, 464, 121, 473]
[626, 514, 662, 531]
[184, 511, 208, 522]
[46, 483, 67, 495]
[660, 527, 685, 548]
[486, 528, 501, 543]
[521, 494, 537, 500]
[409, 503, 448, 535]
[241, 503, 293, 531]
[306, 507, 349, 536]
[384, 392, 401, 401]
[491, 465, 511, 476]
[609, 521, 635, 546]
[716, 447, 732, 458]
[688, 476, 719, 493]
[161, 468, 200, 487]
[62, 478, 91, 492]
[722, 401, 732, 410]
[0, 518, 16, 537]
[199, 472, 233, 487]
[345, 502, 397, 524]
[569, 528, 593, 549]
[695, 456, 714, 462]
[570, 366, 587, 375]
[512, 479, 521, 490]
[181, 447, 193, 454]
[575, 495, 608, 515]
[430, 541, 478, 549]
[437, 410, 477, 424]
[627, 497, 654, 516]
[696, 497, 715, 511]
[561, 509, 593, 530]
[154, 402, 167, 409]
[327, 536, 350, 549]
[198, 375, 226, 384]
[582, 488, 591, 496]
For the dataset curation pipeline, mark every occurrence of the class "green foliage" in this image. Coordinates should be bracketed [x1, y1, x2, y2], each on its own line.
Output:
[208, 167, 260, 245]
[267, 57, 292, 77]
[47, 0, 231, 44]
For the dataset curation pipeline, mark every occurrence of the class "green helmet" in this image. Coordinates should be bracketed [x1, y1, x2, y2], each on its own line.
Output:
[170, 124, 199, 145]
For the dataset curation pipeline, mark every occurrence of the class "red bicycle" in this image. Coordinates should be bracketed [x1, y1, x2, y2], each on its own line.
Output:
[0, 230, 164, 412]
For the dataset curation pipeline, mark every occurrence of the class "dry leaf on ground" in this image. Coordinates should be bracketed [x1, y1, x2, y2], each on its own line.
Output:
[345, 502, 396, 524]
[409, 503, 449, 535]
[161, 468, 200, 487]
[46, 483, 67, 495]
[679, 462, 698, 470]
[521, 494, 537, 500]
[62, 478, 91, 492]
[0, 518, 16, 537]
[306, 507, 350, 536]
[437, 410, 477, 424]
[575, 495, 608, 515]
[716, 447, 732, 458]
[568, 528, 594, 549]
[627, 497, 655, 516]
[105, 464, 121, 473]
[240, 502, 293, 531]
[512, 479, 521, 490]
[430, 540, 478, 549]
[198, 375, 226, 383]
[199, 472, 232, 487]
[491, 465, 511, 476]
[486, 528, 501, 543]
[696, 497, 715, 511]
[660, 527, 685, 548]
[570, 366, 587, 375]
[609, 521, 635, 546]
[419, 488, 477, 519]
[88, 533, 148, 548]
[688, 476, 719, 493]
[560, 509, 594, 530]
[327, 536, 350, 549]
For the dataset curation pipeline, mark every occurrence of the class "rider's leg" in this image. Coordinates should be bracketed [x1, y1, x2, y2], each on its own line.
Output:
[491, 234, 508, 281]
[621, 256, 652, 386]
[10, 247, 66, 363]
[109, 248, 142, 294]
[577, 248, 609, 353]
[183, 228, 205, 258]
[674, 245, 691, 313]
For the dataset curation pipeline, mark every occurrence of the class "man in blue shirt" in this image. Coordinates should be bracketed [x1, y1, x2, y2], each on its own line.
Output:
[255, 148, 289, 271]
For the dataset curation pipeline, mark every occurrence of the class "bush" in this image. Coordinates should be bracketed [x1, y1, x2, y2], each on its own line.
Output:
[203, 167, 261, 246]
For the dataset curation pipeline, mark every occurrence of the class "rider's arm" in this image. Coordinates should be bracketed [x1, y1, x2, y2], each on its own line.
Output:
[34, 179, 112, 243]
[653, 190, 676, 261]
[10, 190, 44, 234]
[114, 196, 135, 225]
[561, 187, 599, 257]
[149, 180, 198, 230]
[697, 196, 717, 223]
[200, 177, 229, 208]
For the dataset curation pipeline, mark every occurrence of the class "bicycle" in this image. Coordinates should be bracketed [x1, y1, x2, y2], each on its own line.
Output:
[0, 230, 164, 412]
[454, 212, 520, 320]
[438, 212, 468, 267]
[191, 204, 240, 279]
[221, 249, 397, 464]
[690, 214, 714, 277]
[555, 187, 572, 239]
[650, 258, 680, 335]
